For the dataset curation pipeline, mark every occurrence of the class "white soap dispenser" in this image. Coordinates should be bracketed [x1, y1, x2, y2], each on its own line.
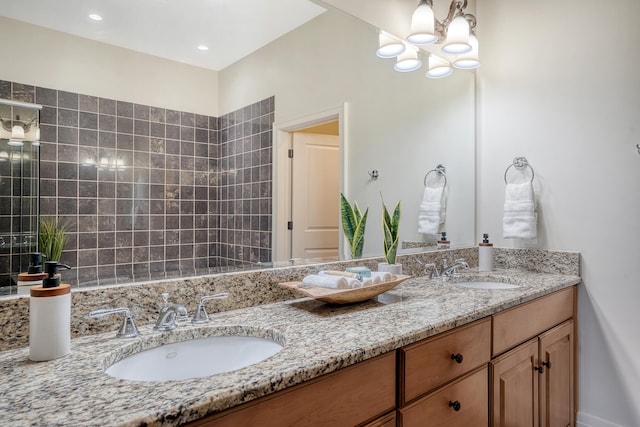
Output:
[29, 261, 72, 362]
[478, 233, 493, 272]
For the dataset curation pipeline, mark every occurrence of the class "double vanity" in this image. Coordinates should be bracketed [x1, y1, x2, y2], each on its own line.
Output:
[0, 249, 580, 426]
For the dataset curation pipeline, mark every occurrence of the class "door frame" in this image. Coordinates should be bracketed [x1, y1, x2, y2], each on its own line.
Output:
[272, 104, 347, 264]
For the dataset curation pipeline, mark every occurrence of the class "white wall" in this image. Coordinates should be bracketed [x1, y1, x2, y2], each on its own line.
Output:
[477, 0, 640, 425]
[0, 17, 219, 116]
[219, 10, 476, 258]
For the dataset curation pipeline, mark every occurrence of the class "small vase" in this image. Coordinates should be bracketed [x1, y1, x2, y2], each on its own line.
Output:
[378, 262, 402, 275]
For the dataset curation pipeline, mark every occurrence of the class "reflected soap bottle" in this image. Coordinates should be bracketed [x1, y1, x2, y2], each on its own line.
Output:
[437, 232, 450, 249]
[479, 233, 494, 272]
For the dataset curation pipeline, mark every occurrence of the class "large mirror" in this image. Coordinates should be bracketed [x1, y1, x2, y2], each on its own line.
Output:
[220, 2, 475, 262]
[0, 0, 475, 293]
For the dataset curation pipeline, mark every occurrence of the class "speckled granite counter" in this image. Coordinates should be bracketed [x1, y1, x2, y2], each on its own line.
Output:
[0, 266, 580, 426]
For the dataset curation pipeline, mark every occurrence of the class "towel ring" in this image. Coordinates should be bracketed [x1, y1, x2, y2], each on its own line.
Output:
[504, 156, 534, 184]
[424, 164, 447, 188]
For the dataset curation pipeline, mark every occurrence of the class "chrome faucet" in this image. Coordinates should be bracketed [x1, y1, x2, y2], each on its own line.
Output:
[154, 304, 188, 331]
[89, 307, 140, 338]
[441, 258, 470, 277]
[192, 293, 229, 324]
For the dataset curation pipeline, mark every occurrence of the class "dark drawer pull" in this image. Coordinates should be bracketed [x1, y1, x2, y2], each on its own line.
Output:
[449, 400, 461, 411]
[451, 353, 464, 364]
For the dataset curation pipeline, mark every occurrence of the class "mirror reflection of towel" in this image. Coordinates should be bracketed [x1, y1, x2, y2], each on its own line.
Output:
[503, 182, 537, 239]
[418, 186, 447, 235]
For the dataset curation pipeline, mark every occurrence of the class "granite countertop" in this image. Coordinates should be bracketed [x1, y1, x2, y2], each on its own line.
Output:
[1, 268, 580, 427]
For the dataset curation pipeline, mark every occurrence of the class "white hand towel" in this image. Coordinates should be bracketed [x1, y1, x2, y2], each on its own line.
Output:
[302, 274, 363, 289]
[418, 186, 446, 235]
[503, 182, 537, 239]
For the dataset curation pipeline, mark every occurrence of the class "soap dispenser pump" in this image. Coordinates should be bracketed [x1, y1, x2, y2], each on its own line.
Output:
[17, 253, 48, 295]
[29, 261, 72, 361]
[479, 233, 494, 272]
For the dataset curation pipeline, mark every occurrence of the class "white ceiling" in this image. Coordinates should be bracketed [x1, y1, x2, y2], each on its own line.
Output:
[0, 0, 326, 71]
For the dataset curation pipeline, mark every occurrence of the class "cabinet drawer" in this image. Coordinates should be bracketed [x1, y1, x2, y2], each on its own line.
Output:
[399, 365, 488, 427]
[492, 287, 575, 356]
[401, 318, 491, 403]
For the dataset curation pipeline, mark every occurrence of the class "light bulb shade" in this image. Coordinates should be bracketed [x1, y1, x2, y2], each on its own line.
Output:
[394, 47, 422, 72]
[406, 1, 437, 45]
[427, 55, 453, 78]
[11, 125, 25, 140]
[442, 15, 471, 54]
[453, 34, 480, 69]
[376, 32, 406, 58]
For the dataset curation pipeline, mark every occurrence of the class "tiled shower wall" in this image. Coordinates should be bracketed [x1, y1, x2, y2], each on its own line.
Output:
[0, 80, 273, 287]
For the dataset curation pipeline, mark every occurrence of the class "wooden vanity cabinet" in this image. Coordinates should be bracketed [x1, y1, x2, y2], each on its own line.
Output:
[490, 286, 576, 427]
[187, 351, 396, 427]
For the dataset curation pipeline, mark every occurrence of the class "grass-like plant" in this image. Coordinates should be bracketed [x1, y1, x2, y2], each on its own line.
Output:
[340, 193, 368, 259]
[39, 217, 69, 262]
[381, 196, 401, 265]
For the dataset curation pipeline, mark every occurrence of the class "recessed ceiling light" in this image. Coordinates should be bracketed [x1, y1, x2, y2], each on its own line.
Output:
[89, 14, 103, 21]
[197, 45, 209, 51]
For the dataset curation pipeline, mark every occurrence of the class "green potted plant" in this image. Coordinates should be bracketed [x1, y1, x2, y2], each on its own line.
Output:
[340, 193, 368, 259]
[379, 196, 402, 274]
[39, 216, 69, 262]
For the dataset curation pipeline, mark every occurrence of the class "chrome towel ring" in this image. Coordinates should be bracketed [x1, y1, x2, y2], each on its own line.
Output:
[504, 156, 534, 184]
[424, 164, 447, 188]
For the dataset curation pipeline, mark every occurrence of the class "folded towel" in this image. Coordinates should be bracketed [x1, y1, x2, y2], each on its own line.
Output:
[302, 274, 363, 289]
[418, 186, 447, 235]
[503, 182, 537, 239]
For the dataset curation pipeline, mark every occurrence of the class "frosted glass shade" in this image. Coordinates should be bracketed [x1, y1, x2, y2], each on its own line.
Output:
[453, 34, 480, 69]
[406, 1, 437, 45]
[442, 16, 471, 54]
[427, 55, 452, 78]
[11, 125, 25, 140]
[394, 47, 422, 72]
[376, 32, 406, 58]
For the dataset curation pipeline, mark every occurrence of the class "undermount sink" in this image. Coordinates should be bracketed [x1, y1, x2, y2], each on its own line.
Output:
[106, 335, 284, 381]
[452, 281, 521, 290]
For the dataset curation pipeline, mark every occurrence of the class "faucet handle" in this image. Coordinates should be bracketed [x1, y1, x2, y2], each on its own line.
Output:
[192, 293, 229, 324]
[89, 307, 140, 338]
[416, 260, 440, 279]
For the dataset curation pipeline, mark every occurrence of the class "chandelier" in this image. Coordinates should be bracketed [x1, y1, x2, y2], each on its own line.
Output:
[376, 0, 480, 78]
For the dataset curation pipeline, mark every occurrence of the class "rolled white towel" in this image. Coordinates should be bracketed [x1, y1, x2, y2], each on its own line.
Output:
[371, 271, 393, 283]
[361, 272, 394, 287]
[302, 274, 363, 289]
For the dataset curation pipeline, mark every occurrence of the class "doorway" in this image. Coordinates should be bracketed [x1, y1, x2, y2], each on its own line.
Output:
[272, 105, 345, 264]
[291, 127, 339, 260]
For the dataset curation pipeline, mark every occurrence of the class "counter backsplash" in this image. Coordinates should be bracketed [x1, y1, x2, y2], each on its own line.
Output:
[0, 247, 579, 351]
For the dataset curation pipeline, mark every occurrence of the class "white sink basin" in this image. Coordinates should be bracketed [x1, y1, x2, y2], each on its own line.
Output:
[106, 335, 283, 381]
[452, 281, 521, 290]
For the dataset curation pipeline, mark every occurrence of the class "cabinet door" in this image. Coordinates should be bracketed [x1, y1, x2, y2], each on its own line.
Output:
[491, 339, 539, 427]
[539, 320, 575, 427]
[400, 365, 488, 427]
[361, 411, 396, 427]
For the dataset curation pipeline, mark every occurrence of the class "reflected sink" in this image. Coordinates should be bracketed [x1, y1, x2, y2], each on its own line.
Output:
[106, 335, 284, 381]
[452, 281, 521, 290]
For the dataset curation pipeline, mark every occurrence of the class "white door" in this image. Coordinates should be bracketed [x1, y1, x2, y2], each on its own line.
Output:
[291, 133, 339, 260]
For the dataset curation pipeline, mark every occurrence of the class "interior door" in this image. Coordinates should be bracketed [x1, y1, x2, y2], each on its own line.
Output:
[291, 132, 339, 260]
